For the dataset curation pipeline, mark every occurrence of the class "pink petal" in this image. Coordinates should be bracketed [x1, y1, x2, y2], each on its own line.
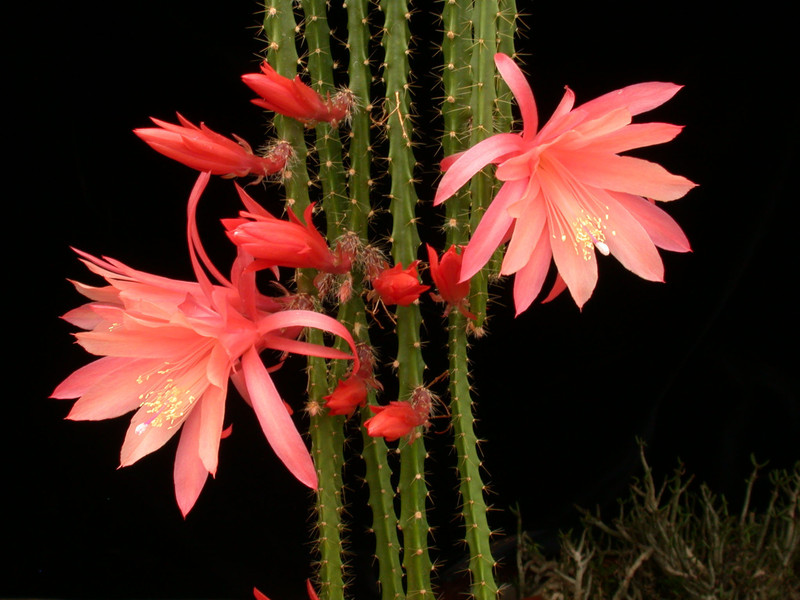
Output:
[494, 53, 538, 136]
[611, 192, 691, 252]
[76, 328, 203, 359]
[259, 334, 354, 361]
[197, 384, 226, 475]
[598, 190, 665, 282]
[52, 356, 131, 399]
[120, 406, 185, 467]
[548, 230, 598, 309]
[555, 150, 696, 201]
[535, 87, 576, 142]
[460, 179, 525, 281]
[512, 231, 553, 315]
[434, 134, 526, 205]
[577, 82, 683, 120]
[537, 169, 598, 308]
[242, 347, 317, 489]
[257, 310, 358, 367]
[501, 191, 547, 275]
[495, 148, 538, 182]
[574, 122, 684, 154]
[64, 358, 163, 421]
[173, 408, 210, 517]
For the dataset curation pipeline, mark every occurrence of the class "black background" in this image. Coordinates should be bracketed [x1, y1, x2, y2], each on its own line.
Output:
[7, 1, 798, 599]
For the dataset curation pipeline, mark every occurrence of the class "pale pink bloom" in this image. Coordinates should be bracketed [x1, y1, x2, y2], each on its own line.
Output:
[369, 261, 430, 307]
[224, 186, 352, 275]
[52, 173, 358, 516]
[426, 244, 475, 319]
[134, 113, 292, 180]
[242, 61, 352, 127]
[435, 53, 696, 312]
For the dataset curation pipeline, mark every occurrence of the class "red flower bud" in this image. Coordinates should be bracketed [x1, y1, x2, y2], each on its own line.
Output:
[370, 261, 430, 306]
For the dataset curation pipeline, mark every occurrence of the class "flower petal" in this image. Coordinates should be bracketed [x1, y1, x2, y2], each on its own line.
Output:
[173, 407, 210, 517]
[434, 134, 526, 205]
[242, 347, 317, 489]
[501, 191, 547, 275]
[461, 179, 526, 281]
[599, 190, 665, 282]
[494, 53, 538, 137]
[512, 231, 553, 315]
[197, 384, 226, 475]
[611, 192, 691, 252]
[577, 82, 683, 120]
[554, 150, 696, 201]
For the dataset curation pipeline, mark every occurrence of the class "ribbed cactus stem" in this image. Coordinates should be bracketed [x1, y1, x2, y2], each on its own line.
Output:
[345, 3, 405, 596]
[344, 0, 373, 240]
[299, 0, 348, 235]
[467, 0, 499, 329]
[495, 0, 517, 133]
[308, 330, 347, 600]
[442, 0, 473, 248]
[264, 0, 311, 214]
[448, 311, 498, 600]
[264, 5, 345, 599]
[379, 1, 432, 597]
[360, 409, 405, 600]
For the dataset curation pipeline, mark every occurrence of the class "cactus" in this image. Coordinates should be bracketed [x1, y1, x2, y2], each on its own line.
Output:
[76, 2, 697, 600]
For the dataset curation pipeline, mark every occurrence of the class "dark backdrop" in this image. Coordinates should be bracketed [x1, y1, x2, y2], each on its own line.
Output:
[7, 1, 797, 599]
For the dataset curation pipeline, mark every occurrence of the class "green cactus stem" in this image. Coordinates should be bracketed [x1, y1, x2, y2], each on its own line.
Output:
[264, 0, 311, 214]
[466, 0, 499, 330]
[299, 0, 348, 236]
[448, 311, 499, 600]
[263, 5, 346, 599]
[379, 1, 433, 598]
[345, 2, 405, 597]
[308, 330, 348, 600]
[441, 0, 473, 248]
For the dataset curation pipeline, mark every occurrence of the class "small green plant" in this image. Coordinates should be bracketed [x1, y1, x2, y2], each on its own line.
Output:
[514, 446, 800, 600]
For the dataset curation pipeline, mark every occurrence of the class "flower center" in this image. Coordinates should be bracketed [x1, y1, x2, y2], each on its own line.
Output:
[572, 214, 609, 260]
[135, 364, 198, 434]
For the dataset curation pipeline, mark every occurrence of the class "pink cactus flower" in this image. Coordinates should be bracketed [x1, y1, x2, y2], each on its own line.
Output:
[134, 113, 291, 180]
[426, 244, 475, 319]
[370, 261, 430, 307]
[224, 185, 352, 275]
[52, 173, 358, 516]
[242, 61, 352, 126]
[435, 53, 696, 312]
